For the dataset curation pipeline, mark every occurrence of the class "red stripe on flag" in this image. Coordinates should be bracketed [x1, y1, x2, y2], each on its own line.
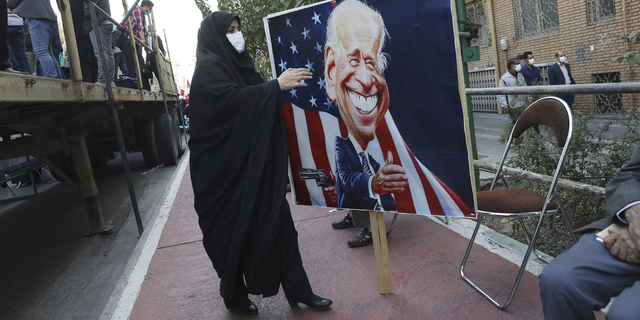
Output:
[433, 175, 474, 217]
[304, 110, 338, 207]
[338, 118, 348, 138]
[375, 119, 417, 214]
[283, 102, 312, 205]
[404, 143, 446, 215]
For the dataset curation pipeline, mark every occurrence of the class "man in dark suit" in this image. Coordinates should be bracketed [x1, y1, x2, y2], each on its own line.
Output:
[548, 51, 576, 108]
[324, 0, 408, 247]
[539, 140, 640, 319]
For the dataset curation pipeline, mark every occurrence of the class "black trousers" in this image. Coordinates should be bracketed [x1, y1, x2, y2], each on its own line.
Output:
[76, 33, 97, 83]
[1, 0, 11, 70]
[119, 41, 145, 79]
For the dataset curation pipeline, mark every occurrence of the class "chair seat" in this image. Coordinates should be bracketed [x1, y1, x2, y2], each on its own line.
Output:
[477, 188, 558, 213]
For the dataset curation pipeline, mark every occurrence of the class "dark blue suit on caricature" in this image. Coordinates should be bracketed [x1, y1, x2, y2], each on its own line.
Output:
[334, 136, 397, 211]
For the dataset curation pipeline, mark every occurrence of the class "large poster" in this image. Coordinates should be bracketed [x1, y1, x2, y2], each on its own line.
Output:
[265, 0, 476, 217]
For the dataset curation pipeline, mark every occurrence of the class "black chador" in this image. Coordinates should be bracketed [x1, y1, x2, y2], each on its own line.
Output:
[188, 12, 316, 311]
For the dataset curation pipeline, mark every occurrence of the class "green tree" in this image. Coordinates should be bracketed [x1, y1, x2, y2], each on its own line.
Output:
[193, 0, 322, 79]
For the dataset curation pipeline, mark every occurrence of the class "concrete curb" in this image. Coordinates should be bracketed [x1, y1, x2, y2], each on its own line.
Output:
[99, 150, 190, 320]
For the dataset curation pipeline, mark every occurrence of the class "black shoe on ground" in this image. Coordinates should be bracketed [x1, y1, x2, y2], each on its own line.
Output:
[331, 213, 355, 229]
[230, 297, 258, 316]
[289, 294, 332, 311]
[347, 226, 373, 247]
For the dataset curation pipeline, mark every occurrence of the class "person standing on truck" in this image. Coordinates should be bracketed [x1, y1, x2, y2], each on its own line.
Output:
[118, 0, 152, 84]
[8, 0, 62, 78]
[83, 0, 115, 85]
[188, 12, 332, 315]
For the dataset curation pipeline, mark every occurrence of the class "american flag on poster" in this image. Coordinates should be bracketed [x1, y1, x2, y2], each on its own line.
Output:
[264, 0, 475, 217]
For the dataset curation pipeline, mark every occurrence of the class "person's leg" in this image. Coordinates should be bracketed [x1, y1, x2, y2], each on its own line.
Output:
[99, 23, 115, 84]
[539, 231, 640, 320]
[7, 26, 32, 73]
[25, 18, 58, 78]
[277, 204, 313, 303]
[606, 281, 640, 320]
[50, 22, 62, 78]
[114, 51, 127, 81]
[118, 42, 137, 78]
[0, 0, 11, 70]
[27, 51, 37, 74]
[88, 29, 104, 83]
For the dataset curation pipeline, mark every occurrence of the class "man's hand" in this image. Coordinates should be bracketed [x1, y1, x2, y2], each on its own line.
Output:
[604, 227, 640, 264]
[277, 68, 312, 91]
[625, 204, 640, 250]
[372, 151, 408, 195]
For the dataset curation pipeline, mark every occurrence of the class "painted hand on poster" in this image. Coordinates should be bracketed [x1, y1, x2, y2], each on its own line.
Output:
[325, 1, 407, 211]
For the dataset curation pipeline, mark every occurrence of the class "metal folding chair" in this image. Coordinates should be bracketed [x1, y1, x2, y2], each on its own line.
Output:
[460, 97, 577, 309]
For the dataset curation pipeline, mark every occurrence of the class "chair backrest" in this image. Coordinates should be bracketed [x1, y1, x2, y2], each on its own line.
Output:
[512, 97, 571, 147]
[490, 97, 573, 192]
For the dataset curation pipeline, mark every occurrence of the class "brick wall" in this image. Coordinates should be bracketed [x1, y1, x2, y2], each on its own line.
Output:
[464, 0, 640, 112]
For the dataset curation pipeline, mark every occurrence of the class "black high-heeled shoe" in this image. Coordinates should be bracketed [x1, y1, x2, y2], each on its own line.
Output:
[289, 294, 332, 311]
[231, 297, 258, 315]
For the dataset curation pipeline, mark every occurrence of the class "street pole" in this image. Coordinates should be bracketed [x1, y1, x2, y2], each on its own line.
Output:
[454, 0, 481, 191]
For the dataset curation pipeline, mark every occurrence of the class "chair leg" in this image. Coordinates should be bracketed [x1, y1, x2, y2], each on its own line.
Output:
[557, 198, 578, 244]
[518, 216, 550, 264]
[462, 213, 547, 309]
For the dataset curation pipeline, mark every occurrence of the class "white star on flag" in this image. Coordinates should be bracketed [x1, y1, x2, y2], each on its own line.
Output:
[314, 42, 323, 54]
[279, 59, 287, 72]
[324, 97, 334, 108]
[312, 11, 321, 25]
[290, 41, 298, 54]
[305, 59, 314, 72]
[299, 80, 306, 84]
[317, 77, 325, 89]
[302, 27, 310, 40]
[286, 18, 292, 27]
[290, 88, 297, 98]
[309, 96, 318, 108]
[277, 36, 282, 44]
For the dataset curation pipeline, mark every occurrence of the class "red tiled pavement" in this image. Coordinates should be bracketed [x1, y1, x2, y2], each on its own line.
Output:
[129, 166, 599, 319]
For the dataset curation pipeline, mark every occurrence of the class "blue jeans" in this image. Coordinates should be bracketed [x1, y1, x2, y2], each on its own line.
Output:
[114, 51, 127, 81]
[6, 26, 31, 73]
[25, 18, 61, 78]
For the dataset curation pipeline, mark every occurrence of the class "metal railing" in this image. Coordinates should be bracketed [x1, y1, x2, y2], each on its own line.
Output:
[466, 82, 640, 95]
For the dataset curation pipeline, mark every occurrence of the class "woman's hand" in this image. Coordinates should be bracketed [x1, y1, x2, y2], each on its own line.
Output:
[277, 68, 313, 91]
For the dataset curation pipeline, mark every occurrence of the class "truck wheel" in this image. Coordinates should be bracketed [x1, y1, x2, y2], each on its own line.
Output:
[176, 108, 188, 157]
[156, 113, 179, 166]
[140, 115, 162, 167]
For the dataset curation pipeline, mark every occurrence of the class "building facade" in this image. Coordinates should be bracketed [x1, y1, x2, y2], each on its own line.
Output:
[465, 0, 640, 114]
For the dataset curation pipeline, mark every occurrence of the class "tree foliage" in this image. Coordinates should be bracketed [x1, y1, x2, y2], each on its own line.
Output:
[194, 0, 323, 79]
[604, 32, 640, 67]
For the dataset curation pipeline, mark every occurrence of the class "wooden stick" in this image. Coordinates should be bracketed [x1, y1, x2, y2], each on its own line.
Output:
[369, 210, 393, 294]
[57, 0, 82, 82]
[122, 0, 143, 90]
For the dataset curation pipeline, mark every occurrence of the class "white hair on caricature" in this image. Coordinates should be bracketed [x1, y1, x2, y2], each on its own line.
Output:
[325, 0, 390, 73]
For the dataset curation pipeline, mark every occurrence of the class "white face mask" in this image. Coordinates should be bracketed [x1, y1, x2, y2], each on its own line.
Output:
[515, 64, 522, 72]
[226, 31, 245, 54]
[528, 58, 535, 65]
[559, 56, 567, 63]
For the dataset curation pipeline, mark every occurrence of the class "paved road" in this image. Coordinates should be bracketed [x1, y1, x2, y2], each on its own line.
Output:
[0, 153, 183, 319]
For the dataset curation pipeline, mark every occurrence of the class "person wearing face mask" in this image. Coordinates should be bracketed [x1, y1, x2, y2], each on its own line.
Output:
[548, 51, 576, 109]
[118, 0, 153, 83]
[519, 51, 543, 86]
[188, 12, 333, 315]
[498, 58, 527, 123]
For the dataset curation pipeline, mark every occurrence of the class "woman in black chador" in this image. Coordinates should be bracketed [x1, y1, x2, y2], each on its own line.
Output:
[188, 12, 332, 315]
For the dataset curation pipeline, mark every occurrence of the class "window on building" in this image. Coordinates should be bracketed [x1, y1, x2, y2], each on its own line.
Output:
[587, 0, 615, 25]
[465, 1, 491, 48]
[513, 0, 559, 39]
[593, 72, 622, 113]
